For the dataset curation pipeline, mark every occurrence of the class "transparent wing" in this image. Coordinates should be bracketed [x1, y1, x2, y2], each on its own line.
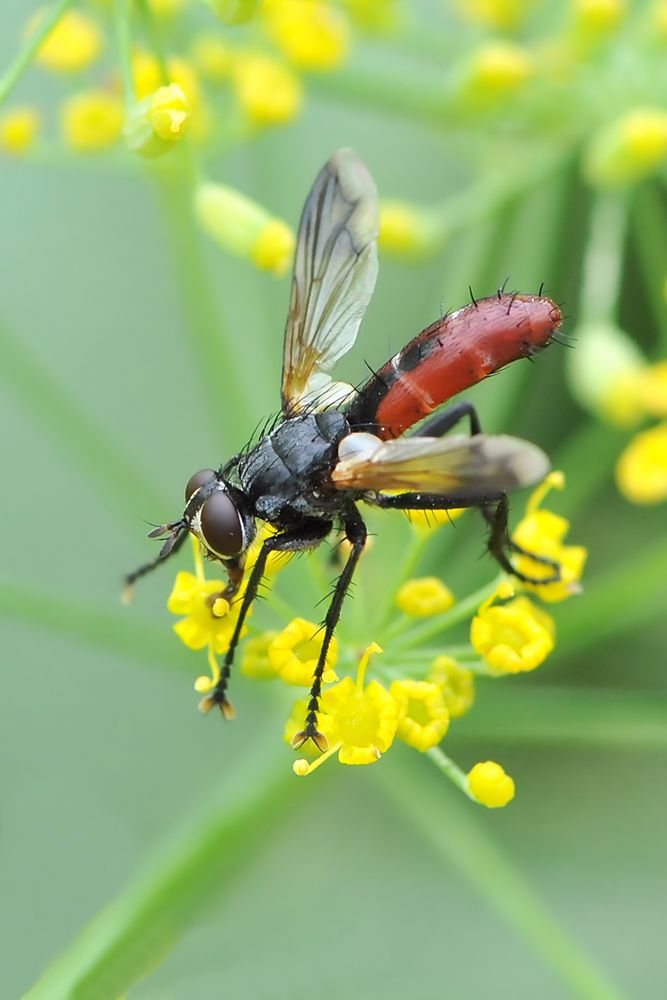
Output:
[281, 148, 379, 415]
[331, 433, 550, 499]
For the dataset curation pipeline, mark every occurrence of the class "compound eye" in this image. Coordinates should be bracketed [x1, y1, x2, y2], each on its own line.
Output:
[185, 468, 216, 502]
[200, 491, 244, 558]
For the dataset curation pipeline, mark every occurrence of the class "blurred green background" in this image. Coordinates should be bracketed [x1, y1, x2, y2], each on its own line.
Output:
[2, 1, 667, 997]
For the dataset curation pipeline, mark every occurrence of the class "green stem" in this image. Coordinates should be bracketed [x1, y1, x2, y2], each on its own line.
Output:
[375, 530, 430, 635]
[155, 160, 253, 430]
[113, 0, 136, 109]
[309, 64, 455, 128]
[579, 190, 629, 324]
[388, 576, 502, 653]
[556, 532, 667, 655]
[24, 750, 296, 999]
[378, 753, 626, 1000]
[426, 745, 474, 797]
[551, 420, 626, 520]
[632, 183, 667, 351]
[425, 152, 565, 254]
[135, 0, 170, 82]
[0, 0, 73, 108]
[0, 581, 181, 671]
[0, 321, 166, 519]
[453, 685, 667, 749]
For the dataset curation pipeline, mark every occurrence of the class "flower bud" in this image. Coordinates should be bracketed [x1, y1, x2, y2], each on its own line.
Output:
[0, 107, 40, 154]
[468, 761, 515, 808]
[203, 0, 259, 24]
[584, 109, 667, 187]
[454, 0, 533, 31]
[61, 91, 124, 152]
[232, 52, 302, 126]
[565, 321, 646, 426]
[125, 84, 190, 158]
[195, 182, 295, 275]
[33, 10, 101, 73]
[263, 0, 350, 71]
[458, 42, 533, 108]
[379, 200, 439, 259]
[572, 0, 626, 37]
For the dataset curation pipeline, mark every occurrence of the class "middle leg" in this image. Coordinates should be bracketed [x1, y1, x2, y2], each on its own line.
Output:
[291, 509, 367, 752]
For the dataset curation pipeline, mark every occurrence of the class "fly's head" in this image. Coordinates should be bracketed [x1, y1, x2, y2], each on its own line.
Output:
[149, 468, 256, 566]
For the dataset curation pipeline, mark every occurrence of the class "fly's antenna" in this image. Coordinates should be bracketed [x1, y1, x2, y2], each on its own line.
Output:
[123, 520, 187, 603]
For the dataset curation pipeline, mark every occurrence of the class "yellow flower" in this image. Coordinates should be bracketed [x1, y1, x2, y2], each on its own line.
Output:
[61, 91, 124, 152]
[342, 0, 401, 34]
[396, 577, 455, 617]
[585, 109, 667, 187]
[241, 631, 279, 680]
[572, 0, 625, 35]
[379, 200, 438, 258]
[252, 221, 296, 273]
[263, 0, 350, 71]
[147, 0, 187, 17]
[0, 108, 40, 154]
[427, 656, 475, 719]
[34, 10, 101, 73]
[191, 35, 235, 81]
[233, 52, 303, 127]
[468, 761, 515, 808]
[269, 617, 338, 686]
[390, 679, 449, 752]
[648, 0, 667, 40]
[195, 181, 295, 275]
[511, 472, 587, 602]
[638, 361, 667, 418]
[455, 0, 533, 30]
[205, 0, 259, 23]
[125, 83, 191, 158]
[291, 643, 398, 773]
[168, 569, 246, 654]
[470, 583, 555, 674]
[616, 422, 667, 504]
[460, 42, 533, 107]
[132, 52, 201, 109]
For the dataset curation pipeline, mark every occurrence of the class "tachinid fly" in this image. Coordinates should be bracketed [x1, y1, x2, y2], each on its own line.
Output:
[126, 149, 563, 751]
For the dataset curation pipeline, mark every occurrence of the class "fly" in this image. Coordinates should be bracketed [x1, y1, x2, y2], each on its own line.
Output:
[126, 149, 562, 752]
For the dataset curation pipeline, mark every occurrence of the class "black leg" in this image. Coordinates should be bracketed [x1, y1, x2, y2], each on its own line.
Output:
[412, 400, 482, 438]
[481, 494, 560, 585]
[370, 490, 504, 510]
[292, 509, 368, 752]
[206, 519, 332, 717]
[124, 524, 188, 593]
[370, 491, 560, 586]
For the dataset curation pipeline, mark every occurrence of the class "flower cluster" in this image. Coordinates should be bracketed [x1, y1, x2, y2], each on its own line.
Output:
[166, 475, 585, 807]
[567, 319, 667, 505]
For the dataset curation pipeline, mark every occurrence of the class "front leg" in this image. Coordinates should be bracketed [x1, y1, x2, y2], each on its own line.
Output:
[207, 519, 332, 717]
[291, 509, 367, 752]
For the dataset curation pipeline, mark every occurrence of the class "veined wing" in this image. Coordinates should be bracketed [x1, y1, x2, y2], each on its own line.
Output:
[331, 432, 550, 499]
[282, 148, 379, 415]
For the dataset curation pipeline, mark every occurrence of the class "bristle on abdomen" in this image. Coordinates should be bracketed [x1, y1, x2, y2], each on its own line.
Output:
[347, 294, 562, 439]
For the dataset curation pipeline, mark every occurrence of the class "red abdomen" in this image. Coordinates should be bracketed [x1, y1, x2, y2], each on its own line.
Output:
[347, 293, 562, 439]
